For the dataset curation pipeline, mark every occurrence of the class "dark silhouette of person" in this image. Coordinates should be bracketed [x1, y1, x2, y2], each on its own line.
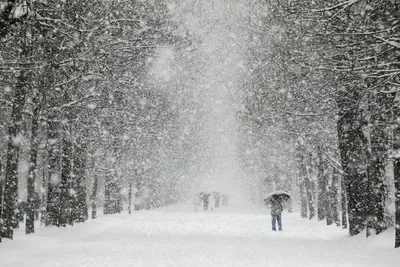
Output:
[221, 194, 229, 206]
[269, 198, 283, 231]
[214, 192, 220, 208]
[202, 193, 210, 211]
[134, 192, 141, 211]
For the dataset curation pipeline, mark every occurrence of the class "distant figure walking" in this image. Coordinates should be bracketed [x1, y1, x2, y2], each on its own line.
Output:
[214, 192, 220, 208]
[202, 193, 210, 211]
[269, 198, 283, 231]
[209, 192, 215, 211]
[221, 194, 229, 206]
[193, 193, 202, 211]
[134, 192, 141, 211]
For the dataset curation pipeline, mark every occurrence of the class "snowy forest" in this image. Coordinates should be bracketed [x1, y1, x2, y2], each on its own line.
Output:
[0, 0, 400, 251]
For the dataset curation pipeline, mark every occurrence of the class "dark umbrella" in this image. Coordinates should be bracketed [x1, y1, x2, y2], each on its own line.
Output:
[265, 191, 291, 203]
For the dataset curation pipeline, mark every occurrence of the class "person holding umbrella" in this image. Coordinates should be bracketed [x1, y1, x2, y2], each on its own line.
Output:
[265, 191, 290, 231]
[202, 193, 210, 211]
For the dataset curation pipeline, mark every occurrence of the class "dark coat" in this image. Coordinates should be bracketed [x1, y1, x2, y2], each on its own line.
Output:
[202, 194, 210, 203]
[269, 199, 283, 215]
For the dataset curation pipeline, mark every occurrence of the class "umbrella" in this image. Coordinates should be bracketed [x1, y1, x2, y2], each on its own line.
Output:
[265, 191, 291, 203]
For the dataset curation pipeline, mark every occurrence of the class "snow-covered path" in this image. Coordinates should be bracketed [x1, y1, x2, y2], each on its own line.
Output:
[1, 202, 399, 267]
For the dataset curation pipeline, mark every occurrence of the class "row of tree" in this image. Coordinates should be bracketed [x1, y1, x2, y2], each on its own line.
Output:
[0, 0, 195, 242]
[238, 0, 400, 247]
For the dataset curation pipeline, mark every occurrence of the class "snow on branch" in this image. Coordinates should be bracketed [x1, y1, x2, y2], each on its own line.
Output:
[36, 16, 86, 32]
[52, 94, 97, 111]
[54, 74, 84, 88]
[310, 0, 360, 13]
[325, 154, 344, 175]
[108, 19, 141, 24]
[374, 35, 400, 49]
[274, 108, 319, 117]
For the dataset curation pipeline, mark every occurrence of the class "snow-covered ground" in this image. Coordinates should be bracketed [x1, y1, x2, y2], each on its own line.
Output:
[1, 201, 399, 267]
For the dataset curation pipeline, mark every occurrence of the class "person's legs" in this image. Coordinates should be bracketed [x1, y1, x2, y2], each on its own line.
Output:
[271, 214, 276, 231]
[277, 213, 282, 231]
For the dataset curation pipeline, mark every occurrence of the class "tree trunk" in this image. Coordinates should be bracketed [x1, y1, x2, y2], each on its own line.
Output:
[26, 89, 42, 234]
[299, 180, 308, 218]
[296, 142, 311, 219]
[74, 141, 88, 223]
[104, 152, 122, 215]
[317, 145, 327, 221]
[392, 103, 400, 248]
[325, 186, 333, 226]
[40, 158, 47, 225]
[304, 156, 316, 220]
[45, 113, 61, 227]
[337, 87, 368, 235]
[104, 174, 120, 215]
[287, 185, 293, 213]
[394, 130, 400, 248]
[79, 149, 88, 222]
[366, 92, 393, 236]
[331, 169, 341, 226]
[91, 167, 98, 220]
[341, 175, 348, 229]
[1, 71, 27, 239]
[128, 181, 132, 214]
[104, 173, 112, 215]
[0, 160, 3, 242]
[59, 137, 72, 227]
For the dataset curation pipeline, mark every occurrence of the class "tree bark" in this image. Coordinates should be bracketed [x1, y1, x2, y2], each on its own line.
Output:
[104, 142, 123, 215]
[1, 71, 27, 239]
[394, 128, 400, 247]
[304, 156, 316, 220]
[74, 140, 88, 223]
[288, 185, 293, 213]
[299, 180, 308, 218]
[325, 186, 333, 226]
[40, 163, 46, 225]
[104, 172, 112, 215]
[330, 169, 341, 226]
[296, 142, 314, 219]
[0, 160, 3, 242]
[59, 137, 72, 227]
[45, 113, 61, 227]
[317, 145, 327, 221]
[26, 89, 43, 234]
[392, 102, 400, 248]
[366, 92, 393, 236]
[341, 175, 348, 229]
[104, 173, 121, 215]
[337, 87, 368, 236]
[91, 169, 98, 220]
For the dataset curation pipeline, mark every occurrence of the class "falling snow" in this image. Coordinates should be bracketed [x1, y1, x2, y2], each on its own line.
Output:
[1, 0, 400, 266]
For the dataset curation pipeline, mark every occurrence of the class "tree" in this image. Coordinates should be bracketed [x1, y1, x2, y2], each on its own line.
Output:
[26, 88, 43, 234]
[244, 0, 400, 242]
[1, 0, 187, 240]
[1, 28, 29, 238]
[309, 0, 400, 237]
[393, 100, 400, 248]
[317, 144, 328, 222]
